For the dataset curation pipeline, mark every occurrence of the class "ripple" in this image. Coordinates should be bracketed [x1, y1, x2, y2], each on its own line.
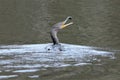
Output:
[13, 69, 39, 73]
[28, 75, 39, 78]
[0, 75, 18, 79]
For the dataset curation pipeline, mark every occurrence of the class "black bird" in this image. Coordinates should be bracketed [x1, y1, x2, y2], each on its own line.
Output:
[50, 16, 73, 51]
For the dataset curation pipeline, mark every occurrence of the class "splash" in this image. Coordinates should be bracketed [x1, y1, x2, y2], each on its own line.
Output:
[0, 43, 115, 69]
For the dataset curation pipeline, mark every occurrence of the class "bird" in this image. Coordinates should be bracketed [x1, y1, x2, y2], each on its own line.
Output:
[49, 16, 73, 51]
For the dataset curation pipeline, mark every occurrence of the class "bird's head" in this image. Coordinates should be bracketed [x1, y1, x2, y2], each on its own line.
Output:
[52, 16, 73, 30]
[61, 16, 73, 29]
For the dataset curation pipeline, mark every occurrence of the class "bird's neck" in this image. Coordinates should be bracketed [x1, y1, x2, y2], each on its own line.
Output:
[50, 29, 60, 45]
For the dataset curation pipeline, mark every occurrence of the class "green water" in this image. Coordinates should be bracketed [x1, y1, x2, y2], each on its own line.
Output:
[0, 0, 120, 80]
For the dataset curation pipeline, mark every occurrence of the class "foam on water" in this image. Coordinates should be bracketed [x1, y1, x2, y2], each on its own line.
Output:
[28, 75, 39, 78]
[0, 43, 115, 70]
[0, 75, 18, 79]
[13, 69, 39, 73]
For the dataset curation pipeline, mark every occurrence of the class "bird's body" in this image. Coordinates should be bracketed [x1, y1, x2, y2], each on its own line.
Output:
[48, 16, 73, 51]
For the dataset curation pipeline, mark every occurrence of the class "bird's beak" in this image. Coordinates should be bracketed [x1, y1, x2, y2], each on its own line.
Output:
[61, 16, 73, 29]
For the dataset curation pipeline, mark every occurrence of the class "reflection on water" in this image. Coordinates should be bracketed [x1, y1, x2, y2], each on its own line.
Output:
[0, 43, 115, 79]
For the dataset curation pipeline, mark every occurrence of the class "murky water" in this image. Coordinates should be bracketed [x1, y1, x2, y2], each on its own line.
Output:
[0, 0, 120, 80]
[0, 43, 116, 80]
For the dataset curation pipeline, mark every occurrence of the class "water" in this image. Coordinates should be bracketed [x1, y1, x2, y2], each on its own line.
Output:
[0, 0, 120, 80]
[0, 43, 116, 80]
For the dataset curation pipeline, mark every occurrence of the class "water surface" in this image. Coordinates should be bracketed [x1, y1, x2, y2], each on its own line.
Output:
[0, 43, 116, 80]
[0, 0, 120, 80]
